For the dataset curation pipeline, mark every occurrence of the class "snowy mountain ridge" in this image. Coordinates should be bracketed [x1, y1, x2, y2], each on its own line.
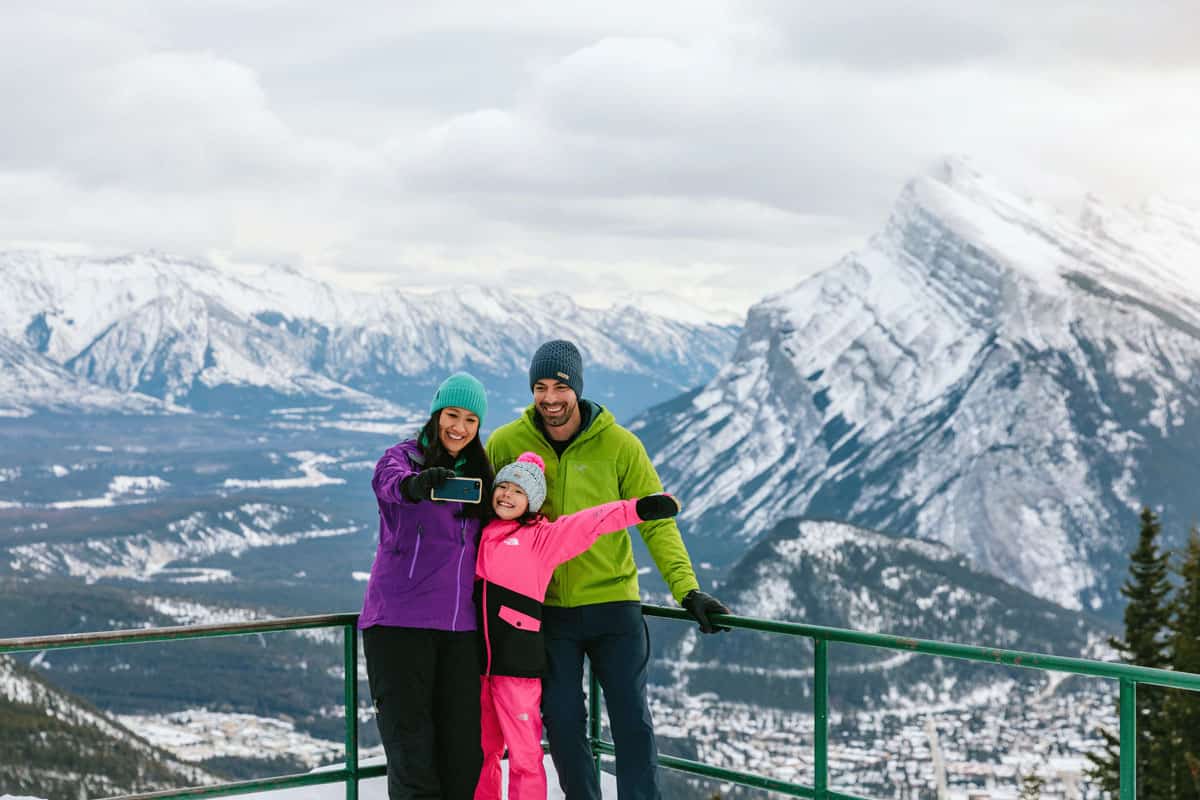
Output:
[0, 250, 738, 417]
[636, 158, 1200, 612]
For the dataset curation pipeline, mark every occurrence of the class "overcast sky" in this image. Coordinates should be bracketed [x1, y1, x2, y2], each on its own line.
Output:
[2, 2, 1198, 318]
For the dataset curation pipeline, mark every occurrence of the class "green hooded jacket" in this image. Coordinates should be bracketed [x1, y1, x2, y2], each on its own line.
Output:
[485, 402, 700, 608]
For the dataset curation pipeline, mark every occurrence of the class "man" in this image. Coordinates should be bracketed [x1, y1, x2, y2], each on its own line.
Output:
[486, 339, 730, 800]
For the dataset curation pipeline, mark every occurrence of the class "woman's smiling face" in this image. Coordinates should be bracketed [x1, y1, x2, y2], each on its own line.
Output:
[492, 481, 529, 521]
[437, 407, 479, 456]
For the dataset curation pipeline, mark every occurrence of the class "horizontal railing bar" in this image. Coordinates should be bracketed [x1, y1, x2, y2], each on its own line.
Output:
[0, 612, 359, 655]
[593, 740, 821, 798]
[101, 762, 386, 800]
[7, 607, 1191, 692]
[596, 740, 876, 800]
[641, 605, 1200, 692]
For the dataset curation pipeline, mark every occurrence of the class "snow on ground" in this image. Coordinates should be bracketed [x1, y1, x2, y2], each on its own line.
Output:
[46, 474, 170, 509]
[238, 755, 618, 799]
[6, 506, 358, 583]
[320, 420, 404, 436]
[138, 596, 346, 645]
[116, 709, 375, 770]
[270, 405, 334, 415]
[223, 451, 345, 490]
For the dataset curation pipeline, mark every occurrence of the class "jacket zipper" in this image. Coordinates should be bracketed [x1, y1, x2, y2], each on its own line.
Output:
[556, 448, 569, 602]
[408, 525, 422, 578]
[481, 579, 492, 675]
[531, 409, 591, 606]
[451, 517, 466, 630]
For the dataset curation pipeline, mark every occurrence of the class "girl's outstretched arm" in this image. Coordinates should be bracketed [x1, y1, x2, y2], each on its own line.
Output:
[532, 499, 643, 567]
[532, 494, 682, 567]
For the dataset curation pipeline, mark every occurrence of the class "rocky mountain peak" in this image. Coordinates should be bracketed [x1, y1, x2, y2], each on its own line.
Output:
[636, 168, 1200, 614]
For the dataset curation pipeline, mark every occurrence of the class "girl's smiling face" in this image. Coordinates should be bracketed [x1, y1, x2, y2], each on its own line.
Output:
[437, 406, 479, 456]
[493, 481, 529, 521]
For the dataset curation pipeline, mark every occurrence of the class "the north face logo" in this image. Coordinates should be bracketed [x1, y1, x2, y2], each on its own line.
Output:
[503, 537, 520, 546]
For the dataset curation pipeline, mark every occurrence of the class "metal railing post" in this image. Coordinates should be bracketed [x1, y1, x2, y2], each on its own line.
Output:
[589, 660, 602, 784]
[344, 624, 359, 800]
[814, 638, 829, 799]
[1120, 678, 1136, 800]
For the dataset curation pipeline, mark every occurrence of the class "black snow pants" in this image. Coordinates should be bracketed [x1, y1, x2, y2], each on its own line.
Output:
[362, 625, 483, 800]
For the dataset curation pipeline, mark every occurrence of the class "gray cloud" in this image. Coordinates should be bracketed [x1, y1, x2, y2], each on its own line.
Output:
[749, 1, 1200, 70]
[2, 2, 1198, 318]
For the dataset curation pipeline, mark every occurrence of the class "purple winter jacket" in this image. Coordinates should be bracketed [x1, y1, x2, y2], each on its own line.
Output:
[358, 439, 482, 632]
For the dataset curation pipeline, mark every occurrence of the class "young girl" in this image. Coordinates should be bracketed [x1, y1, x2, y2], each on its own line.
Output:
[473, 451, 680, 800]
[360, 372, 493, 800]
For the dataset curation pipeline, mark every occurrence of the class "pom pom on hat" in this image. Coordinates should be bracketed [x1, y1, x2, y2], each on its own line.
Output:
[517, 452, 545, 472]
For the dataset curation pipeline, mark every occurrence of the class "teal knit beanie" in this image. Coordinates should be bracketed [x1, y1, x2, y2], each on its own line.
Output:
[430, 372, 488, 421]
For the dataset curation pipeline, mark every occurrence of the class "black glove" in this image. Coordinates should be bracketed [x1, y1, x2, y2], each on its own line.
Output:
[635, 493, 681, 521]
[401, 467, 456, 502]
[682, 589, 731, 634]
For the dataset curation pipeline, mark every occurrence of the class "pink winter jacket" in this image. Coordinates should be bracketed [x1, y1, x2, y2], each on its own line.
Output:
[476, 499, 642, 677]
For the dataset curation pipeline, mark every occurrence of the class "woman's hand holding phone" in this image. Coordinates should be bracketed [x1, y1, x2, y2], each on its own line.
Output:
[402, 467, 456, 502]
[430, 477, 483, 504]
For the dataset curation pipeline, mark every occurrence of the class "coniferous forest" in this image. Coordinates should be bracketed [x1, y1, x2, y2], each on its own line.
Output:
[1088, 507, 1200, 797]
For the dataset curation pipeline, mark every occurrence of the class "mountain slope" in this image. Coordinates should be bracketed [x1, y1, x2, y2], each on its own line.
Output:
[653, 518, 1109, 710]
[635, 159, 1200, 611]
[0, 654, 217, 799]
[0, 335, 162, 417]
[0, 251, 738, 419]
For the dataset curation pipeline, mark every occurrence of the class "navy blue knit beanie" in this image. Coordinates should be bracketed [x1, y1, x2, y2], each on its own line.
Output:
[529, 340, 584, 397]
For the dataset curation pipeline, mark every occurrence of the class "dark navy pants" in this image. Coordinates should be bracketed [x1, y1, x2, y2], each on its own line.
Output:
[541, 601, 662, 800]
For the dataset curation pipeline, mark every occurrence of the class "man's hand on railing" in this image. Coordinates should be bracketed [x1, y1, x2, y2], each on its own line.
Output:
[682, 589, 731, 634]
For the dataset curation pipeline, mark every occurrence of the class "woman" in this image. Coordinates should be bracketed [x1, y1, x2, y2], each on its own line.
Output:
[360, 371, 492, 800]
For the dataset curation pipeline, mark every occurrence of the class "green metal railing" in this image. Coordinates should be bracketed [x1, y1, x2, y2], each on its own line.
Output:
[4, 606, 1199, 799]
[0, 613, 375, 800]
[621, 606, 1200, 800]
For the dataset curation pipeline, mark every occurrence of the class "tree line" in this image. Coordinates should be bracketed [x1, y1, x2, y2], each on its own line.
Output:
[1087, 507, 1200, 797]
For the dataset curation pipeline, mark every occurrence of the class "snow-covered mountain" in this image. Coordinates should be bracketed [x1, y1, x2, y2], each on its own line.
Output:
[4, 502, 357, 584]
[0, 654, 217, 797]
[0, 251, 738, 419]
[654, 518, 1107, 711]
[635, 159, 1200, 612]
[0, 335, 162, 417]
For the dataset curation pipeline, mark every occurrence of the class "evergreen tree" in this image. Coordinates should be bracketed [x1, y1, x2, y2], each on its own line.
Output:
[1167, 526, 1200, 795]
[1086, 507, 1173, 796]
[1018, 769, 1045, 800]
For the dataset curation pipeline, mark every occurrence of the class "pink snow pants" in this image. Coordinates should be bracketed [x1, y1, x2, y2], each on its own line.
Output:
[474, 675, 546, 800]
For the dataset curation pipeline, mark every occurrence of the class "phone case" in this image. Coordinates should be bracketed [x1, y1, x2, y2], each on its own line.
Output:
[430, 477, 483, 504]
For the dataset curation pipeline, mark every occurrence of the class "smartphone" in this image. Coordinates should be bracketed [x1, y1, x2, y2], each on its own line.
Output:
[430, 476, 483, 504]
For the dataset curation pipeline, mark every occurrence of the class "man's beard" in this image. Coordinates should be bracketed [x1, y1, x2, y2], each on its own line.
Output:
[539, 400, 576, 428]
